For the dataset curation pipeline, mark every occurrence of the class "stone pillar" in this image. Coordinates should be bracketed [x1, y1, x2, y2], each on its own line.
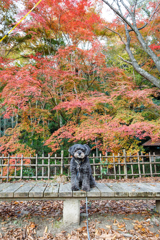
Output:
[63, 199, 80, 225]
[156, 200, 160, 213]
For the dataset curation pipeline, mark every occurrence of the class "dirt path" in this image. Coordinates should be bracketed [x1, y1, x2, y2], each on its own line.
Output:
[0, 199, 159, 239]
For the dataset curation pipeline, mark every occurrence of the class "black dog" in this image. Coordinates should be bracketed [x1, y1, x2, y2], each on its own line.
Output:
[69, 144, 96, 192]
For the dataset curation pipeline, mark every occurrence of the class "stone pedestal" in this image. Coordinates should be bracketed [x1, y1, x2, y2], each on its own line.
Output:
[156, 200, 160, 213]
[63, 199, 80, 225]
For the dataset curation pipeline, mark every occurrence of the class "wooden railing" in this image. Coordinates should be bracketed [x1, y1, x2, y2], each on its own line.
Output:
[0, 151, 160, 181]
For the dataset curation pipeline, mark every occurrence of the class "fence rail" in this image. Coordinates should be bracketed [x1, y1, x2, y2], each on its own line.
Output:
[0, 151, 160, 181]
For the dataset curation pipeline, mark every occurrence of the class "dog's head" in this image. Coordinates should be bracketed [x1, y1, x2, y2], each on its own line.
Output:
[68, 144, 91, 160]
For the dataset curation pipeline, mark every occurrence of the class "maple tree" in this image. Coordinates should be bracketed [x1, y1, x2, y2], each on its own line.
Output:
[1, 43, 160, 156]
[0, 0, 160, 157]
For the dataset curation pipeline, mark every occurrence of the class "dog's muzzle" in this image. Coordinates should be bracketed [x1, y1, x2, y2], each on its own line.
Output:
[74, 150, 85, 159]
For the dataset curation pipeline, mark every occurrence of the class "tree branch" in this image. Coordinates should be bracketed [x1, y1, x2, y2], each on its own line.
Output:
[118, 55, 132, 65]
[128, 23, 147, 32]
[101, 0, 135, 31]
[133, 0, 138, 16]
[104, 26, 126, 44]
[129, 2, 160, 32]
[148, 2, 160, 21]
[119, 0, 133, 16]
[124, 23, 160, 88]
[102, 0, 160, 73]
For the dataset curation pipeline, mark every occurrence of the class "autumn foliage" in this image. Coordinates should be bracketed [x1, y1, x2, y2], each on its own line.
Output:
[0, 0, 160, 157]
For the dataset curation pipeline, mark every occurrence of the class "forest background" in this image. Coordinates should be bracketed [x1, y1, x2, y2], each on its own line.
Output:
[0, 0, 160, 157]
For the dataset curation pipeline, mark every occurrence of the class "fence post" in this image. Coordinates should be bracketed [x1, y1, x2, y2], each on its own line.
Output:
[48, 154, 50, 179]
[118, 153, 121, 180]
[54, 154, 57, 176]
[100, 153, 102, 179]
[35, 154, 38, 180]
[61, 150, 64, 175]
[42, 154, 44, 179]
[141, 152, 145, 177]
[149, 152, 153, 177]
[137, 152, 141, 178]
[7, 155, 10, 182]
[105, 152, 109, 179]
[153, 152, 157, 176]
[93, 153, 96, 179]
[113, 153, 116, 179]
[123, 149, 127, 179]
[130, 153, 134, 179]
[15, 154, 17, 179]
[20, 155, 23, 180]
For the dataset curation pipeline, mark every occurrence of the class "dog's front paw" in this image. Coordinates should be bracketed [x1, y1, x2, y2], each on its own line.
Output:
[72, 185, 79, 191]
[82, 186, 90, 192]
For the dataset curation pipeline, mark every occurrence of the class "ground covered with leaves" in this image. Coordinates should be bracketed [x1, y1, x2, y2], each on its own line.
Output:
[0, 177, 160, 239]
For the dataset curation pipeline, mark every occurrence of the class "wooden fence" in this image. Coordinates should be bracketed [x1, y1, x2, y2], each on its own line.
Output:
[0, 151, 160, 181]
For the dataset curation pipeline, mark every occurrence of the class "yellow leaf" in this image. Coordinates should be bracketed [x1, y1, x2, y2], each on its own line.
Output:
[44, 226, 48, 233]
[106, 225, 111, 228]
[95, 229, 101, 236]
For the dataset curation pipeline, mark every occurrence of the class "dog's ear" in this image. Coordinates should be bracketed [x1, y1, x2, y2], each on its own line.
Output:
[84, 144, 91, 156]
[68, 145, 75, 156]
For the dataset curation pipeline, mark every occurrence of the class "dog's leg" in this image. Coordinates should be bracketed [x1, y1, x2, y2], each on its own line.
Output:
[90, 175, 96, 188]
[82, 175, 90, 191]
[81, 168, 90, 192]
[71, 168, 79, 191]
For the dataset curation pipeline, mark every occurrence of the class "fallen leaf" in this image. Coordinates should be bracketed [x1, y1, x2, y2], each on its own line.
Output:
[30, 222, 36, 229]
[106, 225, 111, 228]
[44, 226, 48, 233]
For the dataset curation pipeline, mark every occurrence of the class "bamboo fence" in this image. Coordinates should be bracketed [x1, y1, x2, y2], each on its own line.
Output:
[0, 150, 160, 181]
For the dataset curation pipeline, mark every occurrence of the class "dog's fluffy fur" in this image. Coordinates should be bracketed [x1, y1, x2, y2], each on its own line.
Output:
[69, 144, 96, 192]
